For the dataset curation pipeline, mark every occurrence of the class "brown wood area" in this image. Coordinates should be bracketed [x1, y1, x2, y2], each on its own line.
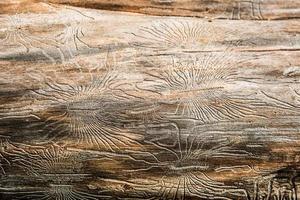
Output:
[0, 0, 300, 199]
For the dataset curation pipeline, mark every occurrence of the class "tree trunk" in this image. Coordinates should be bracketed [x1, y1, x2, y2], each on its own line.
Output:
[0, 0, 299, 199]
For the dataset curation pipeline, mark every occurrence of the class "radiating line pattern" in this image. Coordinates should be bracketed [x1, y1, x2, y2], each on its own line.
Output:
[135, 172, 249, 200]
[121, 120, 253, 199]
[142, 53, 266, 123]
[0, 10, 94, 65]
[0, 3, 299, 200]
[143, 124, 252, 170]
[0, 14, 62, 63]
[129, 128, 251, 199]
[11, 145, 82, 176]
[131, 20, 239, 52]
[32, 58, 142, 151]
[16, 184, 110, 200]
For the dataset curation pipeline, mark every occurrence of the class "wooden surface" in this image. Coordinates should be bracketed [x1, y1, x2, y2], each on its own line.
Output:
[0, 0, 300, 199]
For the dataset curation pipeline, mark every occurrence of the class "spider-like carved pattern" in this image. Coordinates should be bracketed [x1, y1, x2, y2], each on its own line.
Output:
[16, 184, 110, 200]
[131, 20, 239, 52]
[33, 60, 143, 151]
[11, 145, 83, 176]
[0, 14, 61, 63]
[141, 53, 265, 123]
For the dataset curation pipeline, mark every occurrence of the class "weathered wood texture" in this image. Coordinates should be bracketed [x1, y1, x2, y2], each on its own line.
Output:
[0, 0, 300, 200]
[1, 0, 300, 19]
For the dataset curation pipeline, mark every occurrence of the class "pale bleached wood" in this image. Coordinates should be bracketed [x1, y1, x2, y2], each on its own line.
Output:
[0, 2, 299, 200]
[1, 0, 300, 20]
